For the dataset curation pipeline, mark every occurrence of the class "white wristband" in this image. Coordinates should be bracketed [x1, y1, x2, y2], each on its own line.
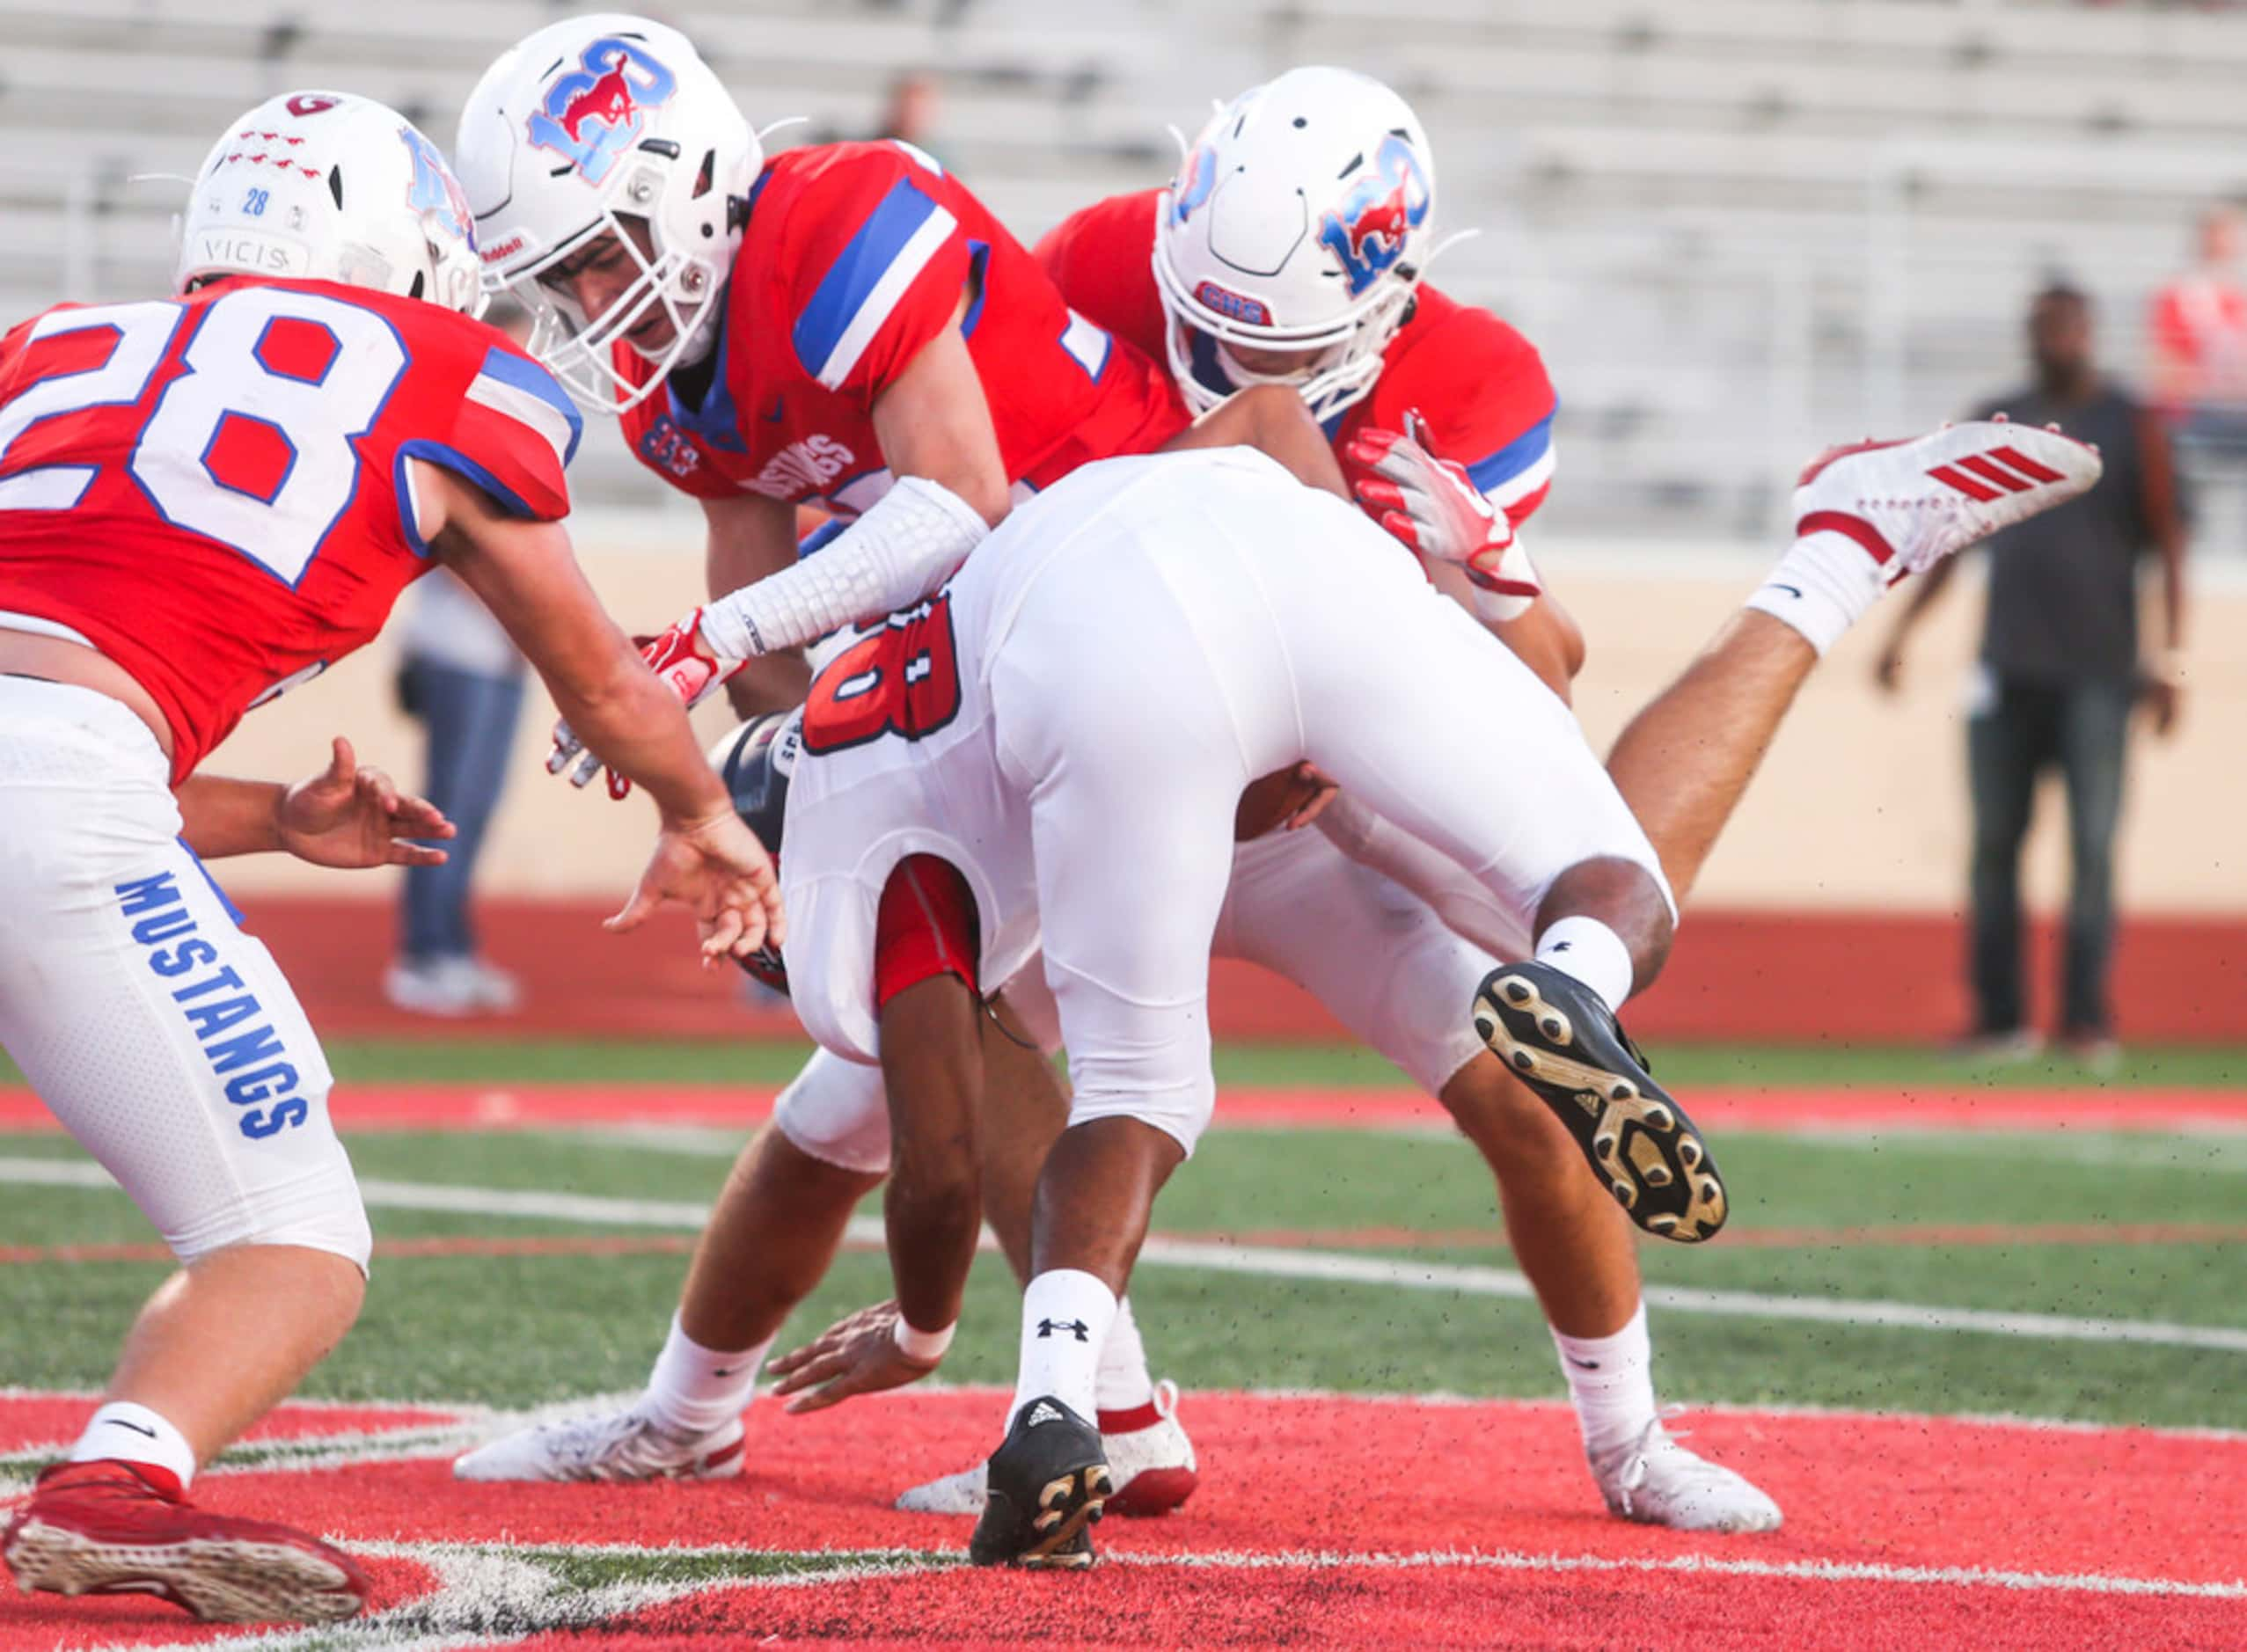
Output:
[1465, 537, 1540, 625]
[891, 1315, 955, 1363]
[699, 476, 990, 662]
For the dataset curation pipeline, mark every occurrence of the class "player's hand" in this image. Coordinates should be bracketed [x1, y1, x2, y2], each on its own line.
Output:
[1344, 410, 1541, 618]
[768, 1300, 945, 1414]
[277, 736, 454, 870]
[549, 608, 748, 799]
[605, 808, 785, 965]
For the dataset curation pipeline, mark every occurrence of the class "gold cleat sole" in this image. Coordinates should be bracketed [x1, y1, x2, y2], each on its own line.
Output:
[1474, 969, 1728, 1244]
[1014, 1465, 1111, 1570]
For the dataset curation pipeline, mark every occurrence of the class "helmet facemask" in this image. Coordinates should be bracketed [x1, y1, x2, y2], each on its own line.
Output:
[513, 199, 725, 414]
[456, 18, 760, 419]
[1153, 227, 1418, 424]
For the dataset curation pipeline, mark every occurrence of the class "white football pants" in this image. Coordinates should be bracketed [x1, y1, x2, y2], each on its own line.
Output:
[0, 677, 370, 1270]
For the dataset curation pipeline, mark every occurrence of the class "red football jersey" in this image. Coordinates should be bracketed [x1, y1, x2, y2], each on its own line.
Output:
[0, 275, 578, 782]
[616, 142, 1188, 514]
[1037, 188, 1559, 523]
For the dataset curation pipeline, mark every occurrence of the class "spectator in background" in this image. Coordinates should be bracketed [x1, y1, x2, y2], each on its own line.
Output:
[1874, 283, 2188, 1071]
[382, 305, 536, 1018]
[2148, 203, 2247, 437]
[876, 69, 941, 154]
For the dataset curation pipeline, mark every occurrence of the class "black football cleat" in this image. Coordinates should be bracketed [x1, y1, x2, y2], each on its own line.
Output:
[1473, 961, 1728, 1243]
[967, 1396, 1111, 1570]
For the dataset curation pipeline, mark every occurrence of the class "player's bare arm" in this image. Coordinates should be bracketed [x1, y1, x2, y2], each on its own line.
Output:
[177, 740, 452, 868]
[1159, 382, 1351, 501]
[868, 310, 1014, 529]
[771, 970, 986, 1413]
[1424, 556, 1585, 702]
[417, 462, 782, 959]
[2135, 405, 2190, 735]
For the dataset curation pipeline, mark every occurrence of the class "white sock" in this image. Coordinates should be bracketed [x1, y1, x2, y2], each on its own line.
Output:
[1534, 916, 1634, 1012]
[1551, 1303, 1660, 1459]
[71, 1401, 196, 1494]
[643, 1312, 770, 1439]
[1013, 1268, 1117, 1424]
[1093, 1296, 1157, 1419]
[1744, 528, 1888, 656]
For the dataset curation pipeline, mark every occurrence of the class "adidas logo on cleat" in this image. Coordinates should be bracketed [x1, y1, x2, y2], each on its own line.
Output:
[1025, 1402, 1065, 1428]
[1925, 444, 2068, 501]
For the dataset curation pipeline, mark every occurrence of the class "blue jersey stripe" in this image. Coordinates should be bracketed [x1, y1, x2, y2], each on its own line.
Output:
[960, 240, 992, 337]
[791, 176, 942, 380]
[1466, 410, 1556, 494]
[798, 517, 851, 559]
[476, 346, 584, 467]
[393, 439, 534, 553]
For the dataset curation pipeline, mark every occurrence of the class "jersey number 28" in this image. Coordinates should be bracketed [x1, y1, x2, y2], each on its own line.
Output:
[0, 286, 405, 586]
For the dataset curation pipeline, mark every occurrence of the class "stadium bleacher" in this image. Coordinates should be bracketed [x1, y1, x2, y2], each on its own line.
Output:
[3, 0, 2240, 538]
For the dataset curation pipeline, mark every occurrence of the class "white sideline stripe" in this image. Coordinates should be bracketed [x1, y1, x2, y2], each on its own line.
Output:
[1131, 1233, 2247, 1354]
[6, 1158, 2246, 1355]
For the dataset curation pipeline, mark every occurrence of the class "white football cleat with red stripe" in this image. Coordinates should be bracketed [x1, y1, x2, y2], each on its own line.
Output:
[1793, 415, 2103, 581]
[451, 1404, 744, 1483]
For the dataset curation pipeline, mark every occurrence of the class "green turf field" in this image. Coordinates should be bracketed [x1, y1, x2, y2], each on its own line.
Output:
[4, 1040, 2243, 1444]
[10, 1036, 2247, 1090]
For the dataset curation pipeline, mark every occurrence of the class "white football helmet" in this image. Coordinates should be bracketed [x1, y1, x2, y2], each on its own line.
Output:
[175, 91, 483, 315]
[1153, 66, 1452, 423]
[455, 14, 758, 414]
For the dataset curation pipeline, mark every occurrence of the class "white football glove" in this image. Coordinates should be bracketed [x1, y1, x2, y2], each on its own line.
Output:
[1345, 410, 1541, 622]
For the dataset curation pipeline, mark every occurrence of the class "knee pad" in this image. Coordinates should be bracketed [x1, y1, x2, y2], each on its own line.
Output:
[772, 1050, 894, 1175]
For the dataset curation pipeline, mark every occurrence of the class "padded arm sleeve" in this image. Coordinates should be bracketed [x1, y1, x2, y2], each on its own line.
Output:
[697, 475, 990, 661]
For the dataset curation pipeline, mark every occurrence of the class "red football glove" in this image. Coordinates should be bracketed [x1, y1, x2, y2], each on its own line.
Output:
[1345, 409, 1541, 619]
[547, 607, 745, 800]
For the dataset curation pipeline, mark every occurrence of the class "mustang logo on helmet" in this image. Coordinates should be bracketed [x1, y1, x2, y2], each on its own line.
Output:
[526, 36, 679, 186]
[399, 126, 475, 250]
[1171, 143, 1219, 225]
[1314, 133, 1431, 296]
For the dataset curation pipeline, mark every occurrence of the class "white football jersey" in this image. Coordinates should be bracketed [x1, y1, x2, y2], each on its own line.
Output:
[778, 586, 1036, 1065]
[778, 450, 1252, 1064]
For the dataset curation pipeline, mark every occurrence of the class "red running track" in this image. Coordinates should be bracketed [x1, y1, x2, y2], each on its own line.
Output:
[228, 895, 2247, 1042]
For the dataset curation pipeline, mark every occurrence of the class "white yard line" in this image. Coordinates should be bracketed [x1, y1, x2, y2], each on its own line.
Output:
[5, 1157, 2244, 1355]
[115, 1535, 2247, 1652]
[1104, 1546, 2247, 1598]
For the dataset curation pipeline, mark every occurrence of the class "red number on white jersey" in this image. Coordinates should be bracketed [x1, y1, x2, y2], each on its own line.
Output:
[802, 594, 963, 755]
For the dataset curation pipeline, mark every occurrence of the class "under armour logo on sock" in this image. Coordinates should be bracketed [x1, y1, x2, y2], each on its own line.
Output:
[1036, 1318, 1091, 1342]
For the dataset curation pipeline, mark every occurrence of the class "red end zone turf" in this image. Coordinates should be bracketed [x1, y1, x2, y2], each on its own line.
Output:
[2, 1391, 2239, 1649]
